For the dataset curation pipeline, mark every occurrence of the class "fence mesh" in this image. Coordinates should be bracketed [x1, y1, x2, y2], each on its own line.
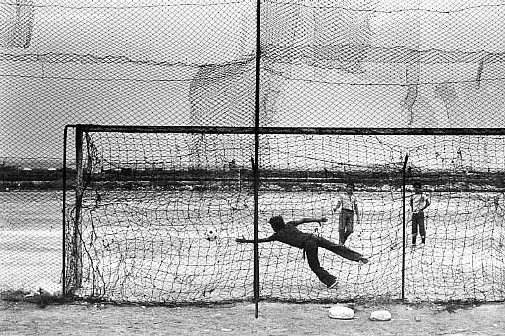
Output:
[1, 0, 505, 300]
[66, 128, 505, 303]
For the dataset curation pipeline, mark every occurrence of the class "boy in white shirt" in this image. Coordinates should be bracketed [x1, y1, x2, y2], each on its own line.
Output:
[410, 182, 430, 246]
[334, 182, 360, 245]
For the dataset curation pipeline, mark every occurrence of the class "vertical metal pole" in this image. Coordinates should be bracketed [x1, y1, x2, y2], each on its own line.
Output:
[62, 125, 68, 296]
[253, 0, 261, 319]
[74, 126, 84, 291]
[401, 154, 409, 302]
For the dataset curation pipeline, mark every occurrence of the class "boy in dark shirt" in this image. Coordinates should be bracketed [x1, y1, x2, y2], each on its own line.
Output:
[236, 215, 368, 289]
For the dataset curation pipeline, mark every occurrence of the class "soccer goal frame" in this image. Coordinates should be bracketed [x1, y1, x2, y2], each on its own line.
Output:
[62, 125, 505, 305]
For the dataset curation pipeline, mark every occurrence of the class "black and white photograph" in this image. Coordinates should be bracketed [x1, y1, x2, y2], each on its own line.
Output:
[1, 1, 504, 335]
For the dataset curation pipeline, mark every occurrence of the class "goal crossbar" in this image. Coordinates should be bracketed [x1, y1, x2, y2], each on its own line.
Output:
[70, 124, 505, 135]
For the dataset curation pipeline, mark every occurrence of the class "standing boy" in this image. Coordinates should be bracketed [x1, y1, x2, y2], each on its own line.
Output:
[410, 182, 430, 246]
[334, 182, 360, 245]
[236, 216, 368, 289]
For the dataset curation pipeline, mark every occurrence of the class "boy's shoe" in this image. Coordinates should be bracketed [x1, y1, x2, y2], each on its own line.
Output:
[359, 257, 369, 265]
[328, 280, 338, 289]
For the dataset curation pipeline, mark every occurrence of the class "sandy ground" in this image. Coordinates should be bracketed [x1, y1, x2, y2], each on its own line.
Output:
[1, 299, 504, 336]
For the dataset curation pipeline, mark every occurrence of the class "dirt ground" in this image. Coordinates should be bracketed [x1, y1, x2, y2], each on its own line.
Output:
[1, 299, 504, 336]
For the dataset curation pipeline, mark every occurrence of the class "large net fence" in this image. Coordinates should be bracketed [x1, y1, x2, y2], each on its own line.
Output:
[1, 0, 505, 301]
[64, 126, 505, 304]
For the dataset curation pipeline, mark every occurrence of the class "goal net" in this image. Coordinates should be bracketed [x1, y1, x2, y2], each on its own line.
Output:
[64, 126, 505, 304]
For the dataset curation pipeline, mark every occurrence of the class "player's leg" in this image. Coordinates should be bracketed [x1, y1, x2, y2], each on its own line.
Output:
[304, 240, 337, 288]
[343, 213, 354, 243]
[419, 212, 426, 245]
[317, 237, 366, 262]
[338, 211, 346, 245]
[412, 213, 419, 245]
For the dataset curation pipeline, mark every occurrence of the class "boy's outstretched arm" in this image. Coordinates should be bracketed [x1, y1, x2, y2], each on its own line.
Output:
[236, 235, 275, 244]
[287, 217, 327, 226]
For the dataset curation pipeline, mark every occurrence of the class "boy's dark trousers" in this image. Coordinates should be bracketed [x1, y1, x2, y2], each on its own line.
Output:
[303, 236, 363, 287]
[412, 211, 426, 244]
[339, 209, 355, 244]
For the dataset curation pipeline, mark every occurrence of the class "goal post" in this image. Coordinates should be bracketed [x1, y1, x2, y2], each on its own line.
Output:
[63, 125, 505, 304]
[63, 125, 259, 301]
